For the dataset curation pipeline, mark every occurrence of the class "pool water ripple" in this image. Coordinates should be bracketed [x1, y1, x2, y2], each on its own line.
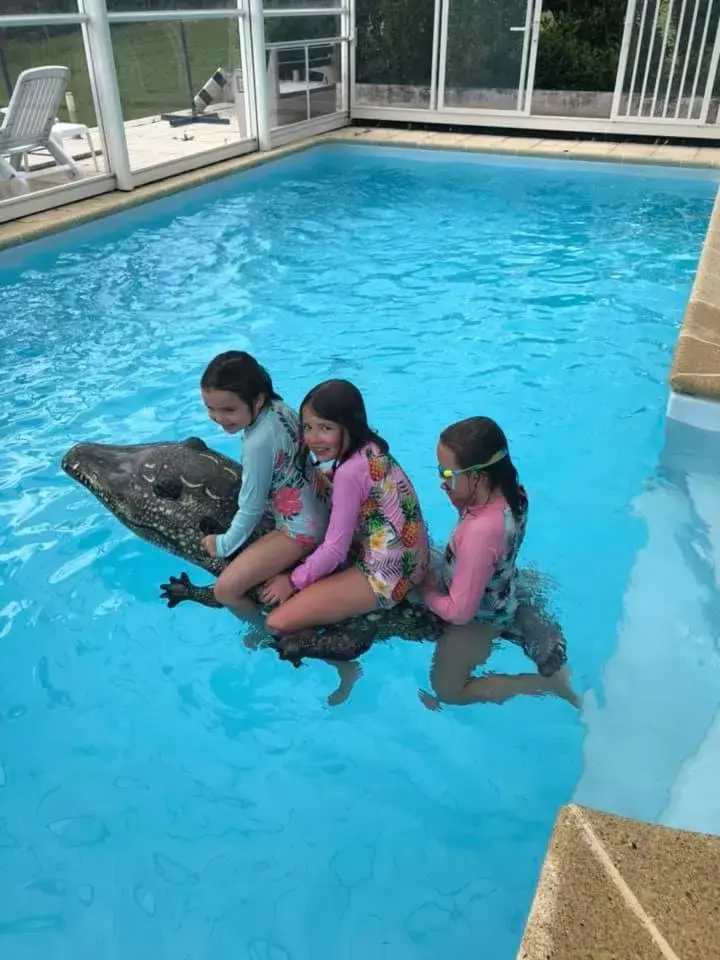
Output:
[0, 144, 716, 960]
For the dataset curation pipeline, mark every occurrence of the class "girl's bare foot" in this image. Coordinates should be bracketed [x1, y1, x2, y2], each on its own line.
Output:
[418, 689, 442, 712]
[548, 666, 582, 709]
[327, 660, 363, 707]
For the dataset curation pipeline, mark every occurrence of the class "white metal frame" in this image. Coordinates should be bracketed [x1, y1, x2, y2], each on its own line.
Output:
[350, 102, 720, 138]
[0, 8, 113, 222]
[0, 171, 113, 226]
[80, 0, 131, 189]
[104, 2, 261, 183]
[352, 0, 720, 138]
[7, 0, 720, 225]
[612, 0, 720, 124]
[263, 22, 351, 145]
[0, 2, 355, 221]
[434, 0, 543, 116]
[0, 2, 265, 217]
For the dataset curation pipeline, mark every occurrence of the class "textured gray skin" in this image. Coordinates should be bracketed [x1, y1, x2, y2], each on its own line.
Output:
[61, 438, 566, 673]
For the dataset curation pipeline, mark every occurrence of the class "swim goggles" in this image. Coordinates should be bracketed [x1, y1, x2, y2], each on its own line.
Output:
[437, 449, 508, 486]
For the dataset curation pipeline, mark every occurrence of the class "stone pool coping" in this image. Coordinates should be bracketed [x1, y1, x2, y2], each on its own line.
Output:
[670, 185, 720, 402]
[517, 803, 720, 960]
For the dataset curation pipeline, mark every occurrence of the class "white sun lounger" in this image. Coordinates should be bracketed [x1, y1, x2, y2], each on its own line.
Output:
[0, 66, 82, 197]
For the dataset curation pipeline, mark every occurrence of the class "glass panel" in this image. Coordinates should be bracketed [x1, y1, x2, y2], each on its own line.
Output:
[264, 14, 341, 42]
[444, 0, 530, 111]
[268, 40, 344, 127]
[107, 0, 237, 10]
[355, 0, 434, 108]
[532, 0, 628, 118]
[110, 18, 250, 172]
[309, 41, 342, 116]
[0, 23, 106, 206]
[264, 0, 343, 7]
[2, 1, 79, 11]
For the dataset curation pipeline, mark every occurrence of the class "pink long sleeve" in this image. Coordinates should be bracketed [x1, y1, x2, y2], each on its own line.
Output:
[423, 499, 507, 625]
[290, 452, 370, 591]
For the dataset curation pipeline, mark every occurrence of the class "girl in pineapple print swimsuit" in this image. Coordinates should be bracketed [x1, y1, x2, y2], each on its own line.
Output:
[263, 380, 429, 633]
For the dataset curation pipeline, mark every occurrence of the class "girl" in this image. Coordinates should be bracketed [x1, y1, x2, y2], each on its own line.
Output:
[200, 351, 329, 615]
[262, 379, 429, 633]
[420, 416, 580, 709]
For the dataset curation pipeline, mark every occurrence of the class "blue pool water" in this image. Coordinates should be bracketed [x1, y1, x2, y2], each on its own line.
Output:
[1, 143, 719, 959]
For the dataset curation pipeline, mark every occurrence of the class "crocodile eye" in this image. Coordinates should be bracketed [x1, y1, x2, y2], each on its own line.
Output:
[183, 437, 208, 451]
[199, 516, 224, 535]
[153, 477, 182, 500]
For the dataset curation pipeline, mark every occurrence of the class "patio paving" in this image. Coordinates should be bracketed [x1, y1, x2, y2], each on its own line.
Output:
[0, 83, 339, 198]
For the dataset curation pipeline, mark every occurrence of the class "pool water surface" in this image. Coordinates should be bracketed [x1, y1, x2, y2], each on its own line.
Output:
[0, 144, 718, 960]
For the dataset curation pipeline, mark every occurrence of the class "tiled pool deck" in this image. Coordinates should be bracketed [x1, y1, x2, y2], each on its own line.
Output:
[2, 125, 720, 958]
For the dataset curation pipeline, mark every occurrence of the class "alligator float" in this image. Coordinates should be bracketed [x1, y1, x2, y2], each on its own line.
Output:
[61, 437, 566, 674]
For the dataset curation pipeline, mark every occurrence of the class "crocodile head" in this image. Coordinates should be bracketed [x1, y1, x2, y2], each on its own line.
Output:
[61, 437, 243, 574]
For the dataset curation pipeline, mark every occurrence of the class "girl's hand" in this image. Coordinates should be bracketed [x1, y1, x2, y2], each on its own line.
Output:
[421, 567, 437, 592]
[260, 574, 296, 606]
[261, 575, 296, 606]
[202, 535, 218, 558]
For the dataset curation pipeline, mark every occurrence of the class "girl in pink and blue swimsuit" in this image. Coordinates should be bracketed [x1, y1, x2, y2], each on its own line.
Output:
[263, 379, 429, 633]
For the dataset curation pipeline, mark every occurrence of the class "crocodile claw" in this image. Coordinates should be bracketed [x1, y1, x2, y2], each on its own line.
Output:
[159, 571, 193, 609]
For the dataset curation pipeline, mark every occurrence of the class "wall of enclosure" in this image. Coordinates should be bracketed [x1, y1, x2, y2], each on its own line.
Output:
[353, 0, 720, 137]
[2, 0, 720, 224]
[0, 0, 350, 223]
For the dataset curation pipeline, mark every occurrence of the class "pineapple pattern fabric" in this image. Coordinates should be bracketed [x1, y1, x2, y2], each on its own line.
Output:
[357, 447, 429, 607]
[289, 443, 429, 606]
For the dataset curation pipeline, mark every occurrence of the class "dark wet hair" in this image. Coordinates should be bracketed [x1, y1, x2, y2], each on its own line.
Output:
[298, 379, 388, 472]
[201, 351, 280, 417]
[440, 416, 527, 520]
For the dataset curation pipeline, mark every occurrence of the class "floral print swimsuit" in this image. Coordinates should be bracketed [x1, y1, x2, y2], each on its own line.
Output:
[215, 400, 329, 559]
[290, 444, 429, 609]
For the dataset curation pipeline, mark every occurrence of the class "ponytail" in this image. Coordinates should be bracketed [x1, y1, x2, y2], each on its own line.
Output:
[486, 457, 527, 522]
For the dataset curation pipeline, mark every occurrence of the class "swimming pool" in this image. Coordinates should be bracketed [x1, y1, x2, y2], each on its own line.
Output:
[1, 143, 718, 960]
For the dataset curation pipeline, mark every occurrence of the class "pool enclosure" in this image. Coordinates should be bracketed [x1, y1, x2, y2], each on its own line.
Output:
[2, 0, 720, 224]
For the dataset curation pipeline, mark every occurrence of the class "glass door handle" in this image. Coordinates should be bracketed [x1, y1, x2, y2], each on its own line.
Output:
[509, 25, 527, 31]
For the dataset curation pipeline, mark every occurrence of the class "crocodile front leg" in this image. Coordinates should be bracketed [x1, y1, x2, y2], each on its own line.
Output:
[160, 572, 222, 609]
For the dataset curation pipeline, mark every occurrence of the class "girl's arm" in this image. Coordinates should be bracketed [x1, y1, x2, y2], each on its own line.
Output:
[422, 514, 505, 625]
[216, 430, 275, 558]
[290, 457, 369, 591]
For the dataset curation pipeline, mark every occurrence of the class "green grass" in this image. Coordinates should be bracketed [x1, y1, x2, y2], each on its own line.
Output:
[2, 21, 243, 126]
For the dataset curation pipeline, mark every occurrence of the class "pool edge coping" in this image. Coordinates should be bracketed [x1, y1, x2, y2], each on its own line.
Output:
[4, 127, 720, 255]
[517, 803, 720, 960]
[670, 185, 720, 407]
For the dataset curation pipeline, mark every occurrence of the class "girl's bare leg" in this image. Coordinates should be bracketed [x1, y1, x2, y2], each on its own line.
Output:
[266, 566, 378, 631]
[266, 567, 377, 706]
[423, 621, 581, 709]
[325, 660, 364, 707]
[214, 530, 309, 627]
[457, 666, 581, 708]
[419, 621, 494, 710]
